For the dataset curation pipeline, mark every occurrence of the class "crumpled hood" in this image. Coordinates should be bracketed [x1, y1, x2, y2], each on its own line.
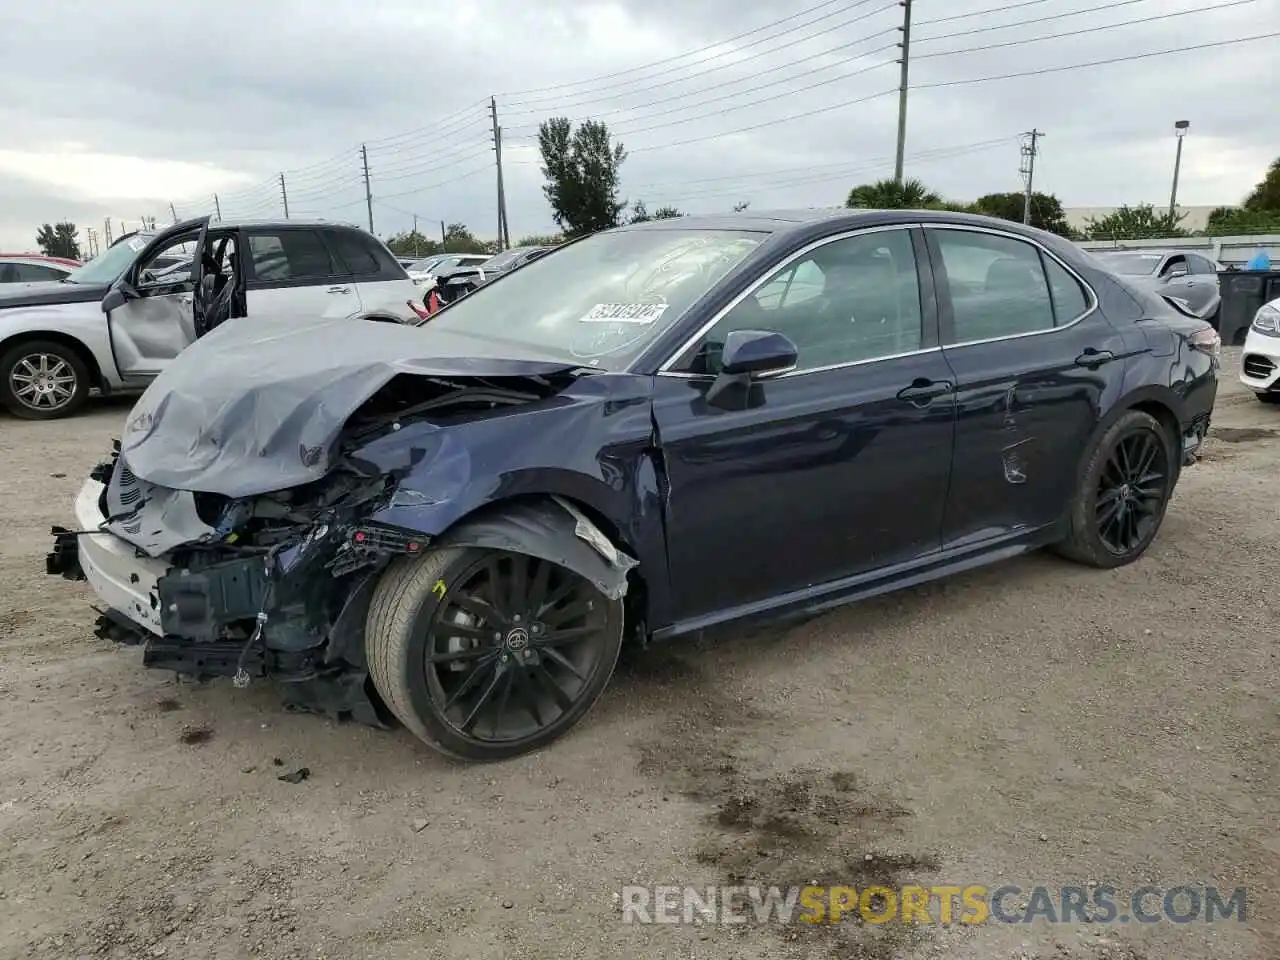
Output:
[118, 315, 581, 498]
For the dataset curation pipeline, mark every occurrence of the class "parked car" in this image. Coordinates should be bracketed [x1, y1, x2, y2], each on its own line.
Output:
[427, 246, 550, 311]
[406, 253, 490, 288]
[1239, 294, 1280, 402]
[1089, 249, 1222, 326]
[0, 254, 81, 284]
[46, 209, 1218, 761]
[0, 217, 424, 420]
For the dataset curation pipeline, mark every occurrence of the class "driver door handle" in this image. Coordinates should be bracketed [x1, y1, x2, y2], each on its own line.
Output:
[896, 378, 954, 406]
[327, 285, 352, 294]
[1075, 348, 1116, 368]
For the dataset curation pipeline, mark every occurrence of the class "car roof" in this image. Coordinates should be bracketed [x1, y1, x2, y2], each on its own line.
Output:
[612, 207, 1079, 246]
[0, 253, 80, 266]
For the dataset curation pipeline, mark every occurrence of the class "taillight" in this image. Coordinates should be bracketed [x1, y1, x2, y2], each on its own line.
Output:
[1188, 327, 1220, 362]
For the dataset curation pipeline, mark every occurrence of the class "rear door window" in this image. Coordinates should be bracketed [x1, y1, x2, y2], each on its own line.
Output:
[247, 230, 336, 282]
[329, 231, 384, 276]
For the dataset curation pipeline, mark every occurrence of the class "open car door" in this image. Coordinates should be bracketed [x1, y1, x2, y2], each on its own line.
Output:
[103, 216, 210, 382]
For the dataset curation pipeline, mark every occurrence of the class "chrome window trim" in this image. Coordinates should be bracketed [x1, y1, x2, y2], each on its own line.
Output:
[923, 222, 1100, 351]
[655, 224, 933, 379]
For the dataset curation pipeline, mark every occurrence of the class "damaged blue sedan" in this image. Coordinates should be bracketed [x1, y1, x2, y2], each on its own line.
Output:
[46, 209, 1219, 761]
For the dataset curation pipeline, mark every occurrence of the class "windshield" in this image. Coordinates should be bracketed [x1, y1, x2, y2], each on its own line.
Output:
[423, 227, 767, 370]
[1092, 252, 1164, 276]
[409, 256, 446, 272]
[64, 234, 151, 284]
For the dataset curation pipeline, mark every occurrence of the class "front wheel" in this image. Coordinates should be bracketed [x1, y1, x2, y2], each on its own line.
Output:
[1053, 410, 1176, 568]
[1254, 392, 1280, 405]
[0, 340, 90, 420]
[365, 547, 624, 761]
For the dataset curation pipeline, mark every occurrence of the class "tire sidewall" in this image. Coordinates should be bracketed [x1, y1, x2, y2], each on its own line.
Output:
[1077, 410, 1176, 566]
[0, 340, 90, 420]
[400, 547, 624, 761]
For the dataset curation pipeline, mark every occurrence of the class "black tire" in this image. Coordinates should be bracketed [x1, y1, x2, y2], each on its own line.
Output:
[1255, 392, 1280, 405]
[0, 339, 91, 420]
[366, 546, 624, 761]
[1054, 410, 1176, 569]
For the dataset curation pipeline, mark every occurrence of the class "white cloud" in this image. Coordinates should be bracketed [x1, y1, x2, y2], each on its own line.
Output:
[1, 0, 1276, 248]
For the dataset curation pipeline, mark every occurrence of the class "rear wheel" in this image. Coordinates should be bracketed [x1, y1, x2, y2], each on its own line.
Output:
[366, 547, 623, 761]
[1054, 410, 1176, 568]
[0, 340, 90, 420]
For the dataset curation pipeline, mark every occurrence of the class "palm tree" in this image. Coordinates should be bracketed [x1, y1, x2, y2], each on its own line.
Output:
[845, 178, 942, 209]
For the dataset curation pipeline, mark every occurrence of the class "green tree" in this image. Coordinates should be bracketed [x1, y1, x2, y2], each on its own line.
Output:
[1243, 156, 1280, 212]
[442, 222, 489, 253]
[1082, 204, 1188, 241]
[629, 201, 682, 223]
[538, 116, 628, 236]
[36, 222, 80, 259]
[732, 201, 750, 212]
[652, 205, 684, 219]
[846, 178, 941, 209]
[516, 233, 564, 247]
[1203, 206, 1280, 236]
[384, 231, 440, 258]
[629, 199, 650, 224]
[972, 191, 1073, 236]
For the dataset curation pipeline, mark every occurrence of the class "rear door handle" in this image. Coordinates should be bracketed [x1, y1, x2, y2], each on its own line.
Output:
[327, 285, 352, 294]
[896, 378, 954, 406]
[1075, 348, 1116, 368]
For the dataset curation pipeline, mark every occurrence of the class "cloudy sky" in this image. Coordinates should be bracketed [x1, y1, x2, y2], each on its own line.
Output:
[3, 0, 1277, 252]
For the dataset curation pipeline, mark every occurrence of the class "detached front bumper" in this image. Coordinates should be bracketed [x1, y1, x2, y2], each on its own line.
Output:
[47, 479, 168, 636]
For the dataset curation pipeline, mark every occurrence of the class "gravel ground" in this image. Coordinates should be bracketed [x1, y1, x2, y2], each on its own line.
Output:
[1, 348, 1276, 960]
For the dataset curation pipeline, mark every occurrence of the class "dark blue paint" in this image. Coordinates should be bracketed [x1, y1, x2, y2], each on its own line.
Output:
[719, 329, 797, 375]
[354, 209, 1218, 641]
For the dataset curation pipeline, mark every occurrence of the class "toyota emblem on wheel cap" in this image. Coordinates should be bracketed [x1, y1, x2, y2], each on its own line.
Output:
[505, 627, 530, 651]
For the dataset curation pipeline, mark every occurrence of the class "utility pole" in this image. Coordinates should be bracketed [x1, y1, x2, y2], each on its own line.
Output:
[412, 214, 420, 255]
[490, 97, 510, 250]
[169, 202, 178, 223]
[279, 173, 290, 219]
[213, 194, 222, 221]
[103, 218, 113, 245]
[440, 220, 447, 250]
[1020, 129, 1043, 225]
[1169, 120, 1190, 220]
[498, 127, 511, 249]
[893, 0, 913, 183]
[361, 144, 374, 233]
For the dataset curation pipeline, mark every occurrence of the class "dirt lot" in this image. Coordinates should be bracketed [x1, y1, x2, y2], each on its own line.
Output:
[1, 349, 1276, 960]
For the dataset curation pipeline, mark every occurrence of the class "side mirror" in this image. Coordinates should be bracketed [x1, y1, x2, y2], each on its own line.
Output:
[706, 329, 798, 407]
[1165, 264, 1189, 279]
[101, 282, 138, 313]
[721, 329, 798, 377]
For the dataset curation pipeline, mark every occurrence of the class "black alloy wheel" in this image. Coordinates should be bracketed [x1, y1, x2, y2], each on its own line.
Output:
[366, 546, 624, 761]
[1054, 409, 1176, 569]
[1093, 427, 1171, 556]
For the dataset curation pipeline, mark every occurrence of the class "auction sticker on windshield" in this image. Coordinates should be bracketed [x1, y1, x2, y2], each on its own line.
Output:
[127, 236, 147, 252]
[580, 303, 670, 324]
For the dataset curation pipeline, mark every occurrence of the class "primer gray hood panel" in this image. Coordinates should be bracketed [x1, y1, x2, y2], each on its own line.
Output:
[118, 315, 581, 498]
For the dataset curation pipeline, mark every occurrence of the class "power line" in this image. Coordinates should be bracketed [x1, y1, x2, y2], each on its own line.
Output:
[498, 0, 864, 99]
[911, 31, 1280, 89]
[373, 164, 494, 203]
[501, 2, 898, 114]
[915, 0, 1150, 42]
[915, 0, 1261, 60]
[916, 0, 1060, 26]
[628, 87, 899, 153]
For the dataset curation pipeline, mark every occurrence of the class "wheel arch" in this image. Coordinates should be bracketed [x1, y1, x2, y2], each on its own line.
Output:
[1076, 385, 1185, 489]
[0, 330, 104, 388]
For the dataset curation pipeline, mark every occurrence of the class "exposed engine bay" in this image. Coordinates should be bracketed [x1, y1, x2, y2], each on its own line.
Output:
[46, 366, 625, 728]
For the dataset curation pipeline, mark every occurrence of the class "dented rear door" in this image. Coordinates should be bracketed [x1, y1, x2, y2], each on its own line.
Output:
[924, 225, 1128, 547]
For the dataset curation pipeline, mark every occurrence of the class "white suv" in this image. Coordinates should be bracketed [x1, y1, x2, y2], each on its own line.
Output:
[0, 217, 424, 419]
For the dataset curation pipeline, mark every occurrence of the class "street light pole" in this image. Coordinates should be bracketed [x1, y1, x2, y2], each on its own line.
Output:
[1169, 120, 1189, 220]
